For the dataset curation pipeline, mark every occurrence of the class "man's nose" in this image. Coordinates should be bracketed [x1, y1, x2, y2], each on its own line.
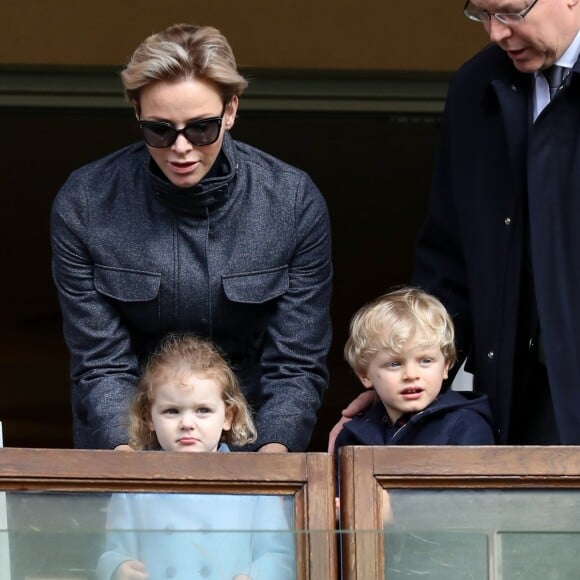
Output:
[485, 17, 512, 44]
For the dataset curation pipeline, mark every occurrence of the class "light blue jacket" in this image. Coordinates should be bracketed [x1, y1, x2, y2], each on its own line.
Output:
[51, 133, 332, 451]
[97, 446, 296, 579]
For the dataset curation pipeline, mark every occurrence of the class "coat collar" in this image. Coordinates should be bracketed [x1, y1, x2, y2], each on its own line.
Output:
[485, 48, 580, 188]
[147, 133, 237, 216]
[341, 391, 492, 445]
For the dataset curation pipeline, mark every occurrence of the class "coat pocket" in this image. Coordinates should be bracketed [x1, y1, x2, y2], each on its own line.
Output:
[222, 265, 289, 304]
[94, 265, 162, 330]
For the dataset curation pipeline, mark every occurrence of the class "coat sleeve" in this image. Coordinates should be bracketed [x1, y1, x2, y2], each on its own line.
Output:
[96, 494, 141, 580]
[51, 173, 140, 449]
[448, 409, 496, 445]
[255, 173, 332, 451]
[249, 495, 296, 580]
[412, 78, 473, 371]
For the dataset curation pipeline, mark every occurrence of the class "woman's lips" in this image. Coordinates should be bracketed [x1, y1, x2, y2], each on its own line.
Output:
[170, 160, 198, 174]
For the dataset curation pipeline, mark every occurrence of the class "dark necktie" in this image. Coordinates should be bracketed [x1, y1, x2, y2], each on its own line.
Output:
[543, 65, 568, 100]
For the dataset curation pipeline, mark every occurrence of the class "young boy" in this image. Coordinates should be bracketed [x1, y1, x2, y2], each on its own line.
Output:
[335, 287, 495, 448]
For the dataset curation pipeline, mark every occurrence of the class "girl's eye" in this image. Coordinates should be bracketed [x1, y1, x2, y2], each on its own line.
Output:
[387, 361, 401, 368]
[163, 408, 179, 415]
[197, 407, 211, 414]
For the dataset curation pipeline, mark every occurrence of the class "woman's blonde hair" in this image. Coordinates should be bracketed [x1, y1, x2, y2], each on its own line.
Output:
[344, 287, 457, 376]
[121, 23, 248, 104]
[129, 333, 256, 450]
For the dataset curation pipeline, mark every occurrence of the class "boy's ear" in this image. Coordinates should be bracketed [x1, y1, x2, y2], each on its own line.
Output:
[443, 360, 451, 380]
[358, 372, 374, 390]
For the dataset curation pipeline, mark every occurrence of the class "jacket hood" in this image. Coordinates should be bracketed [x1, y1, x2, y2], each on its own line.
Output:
[340, 390, 494, 446]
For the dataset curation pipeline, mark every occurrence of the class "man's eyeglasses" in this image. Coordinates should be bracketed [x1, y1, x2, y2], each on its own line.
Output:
[463, 0, 540, 24]
[138, 104, 227, 148]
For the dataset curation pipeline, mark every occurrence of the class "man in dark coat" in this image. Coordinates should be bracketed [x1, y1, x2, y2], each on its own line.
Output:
[329, 0, 580, 449]
[413, 0, 580, 444]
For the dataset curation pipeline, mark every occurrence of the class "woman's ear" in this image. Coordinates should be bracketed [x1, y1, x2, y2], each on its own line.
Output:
[224, 96, 239, 131]
[132, 99, 141, 120]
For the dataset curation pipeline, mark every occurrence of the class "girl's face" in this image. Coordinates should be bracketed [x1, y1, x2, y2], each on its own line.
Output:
[137, 77, 238, 188]
[148, 370, 232, 452]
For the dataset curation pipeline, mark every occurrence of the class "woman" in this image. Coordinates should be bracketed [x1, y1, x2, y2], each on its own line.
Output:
[51, 24, 332, 453]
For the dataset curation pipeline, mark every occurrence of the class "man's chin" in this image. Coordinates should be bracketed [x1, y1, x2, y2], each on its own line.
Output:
[507, 51, 544, 74]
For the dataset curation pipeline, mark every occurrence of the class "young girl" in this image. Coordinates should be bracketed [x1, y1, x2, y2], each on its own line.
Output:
[97, 334, 295, 580]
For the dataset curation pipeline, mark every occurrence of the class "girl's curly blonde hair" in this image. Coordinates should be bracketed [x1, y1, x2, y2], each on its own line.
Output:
[129, 333, 256, 450]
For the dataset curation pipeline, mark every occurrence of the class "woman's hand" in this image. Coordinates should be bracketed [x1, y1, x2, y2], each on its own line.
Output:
[258, 443, 288, 453]
[113, 560, 148, 579]
[327, 390, 377, 452]
[114, 445, 134, 451]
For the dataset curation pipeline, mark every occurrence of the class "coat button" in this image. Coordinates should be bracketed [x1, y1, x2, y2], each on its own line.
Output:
[504, 217, 511, 225]
[511, 84, 517, 92]
[487, 351, 495, 359]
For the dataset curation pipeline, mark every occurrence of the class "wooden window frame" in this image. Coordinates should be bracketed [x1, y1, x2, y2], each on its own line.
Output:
[0, 448, 337, 579]
[339, 446, 580, 579]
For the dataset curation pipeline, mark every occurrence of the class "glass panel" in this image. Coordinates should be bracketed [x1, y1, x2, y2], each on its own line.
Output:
[5, 491, 108, 579]
[2, 491, 297, 580]
[500, 533, 580, 579]
[383, 489, 580, 580]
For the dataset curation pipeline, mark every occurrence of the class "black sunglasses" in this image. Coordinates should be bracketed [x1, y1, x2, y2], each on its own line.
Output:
[138, 104, 227, 148]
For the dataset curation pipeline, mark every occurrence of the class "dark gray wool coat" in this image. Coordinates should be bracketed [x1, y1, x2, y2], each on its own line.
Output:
[51, 133, 332, 451]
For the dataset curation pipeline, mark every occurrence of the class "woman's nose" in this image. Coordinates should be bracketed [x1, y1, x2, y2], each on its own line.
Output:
[172, 132, 193, 153]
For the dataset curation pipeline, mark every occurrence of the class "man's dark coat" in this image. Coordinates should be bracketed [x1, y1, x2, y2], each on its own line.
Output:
[413, 44, 580, 443]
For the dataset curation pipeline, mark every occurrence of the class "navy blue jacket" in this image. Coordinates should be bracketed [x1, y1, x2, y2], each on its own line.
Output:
[413, 43, 580, 443]
[51, 133, 332, 451]
[335, 390, 495, 447]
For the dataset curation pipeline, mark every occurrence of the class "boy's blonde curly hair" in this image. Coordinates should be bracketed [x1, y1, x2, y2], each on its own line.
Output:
[344, 287, 457, 376]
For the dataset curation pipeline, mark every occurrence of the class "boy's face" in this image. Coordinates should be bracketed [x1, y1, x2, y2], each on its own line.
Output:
[359, 336, 450, 424]
[148, 370, 232, 452]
